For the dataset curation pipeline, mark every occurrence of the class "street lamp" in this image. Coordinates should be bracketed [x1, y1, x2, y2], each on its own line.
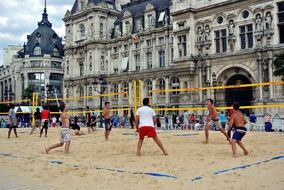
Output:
[206, 72, 222, 105]
[92, 76, 107, 128]
[8, 90, 15, 101]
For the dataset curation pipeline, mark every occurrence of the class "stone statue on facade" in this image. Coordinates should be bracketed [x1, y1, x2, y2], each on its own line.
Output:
[196, 26, 203, 42]
[204, 25, 211, 41]
[228, 20, 235, 36]
[265, 12, 273, 30]
[255, 14, 263, 32]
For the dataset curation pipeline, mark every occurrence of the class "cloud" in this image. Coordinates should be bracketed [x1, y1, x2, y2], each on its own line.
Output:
[0, 0, 73, 65]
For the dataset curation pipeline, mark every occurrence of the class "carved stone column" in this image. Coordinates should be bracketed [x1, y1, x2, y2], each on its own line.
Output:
[268, 51, 273, 99]
[165, 77, 170, 105]
[257, 52, 263, 100]
[128, 81, 133, 107]
[152, 78, 157, 105]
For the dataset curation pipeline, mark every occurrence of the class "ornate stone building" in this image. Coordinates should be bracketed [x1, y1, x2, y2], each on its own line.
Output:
[63, 0, 284, 115]
[0, 6, 64, 108]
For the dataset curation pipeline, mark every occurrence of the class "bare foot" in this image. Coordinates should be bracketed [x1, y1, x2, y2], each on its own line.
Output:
[233, 154, 238, 158]
[202, 141, 208, 144]
[164, 152, 168, 156]
[45, 148, 49, 154]
[244, 150, 249, 155]
[136, 153, 141, 157]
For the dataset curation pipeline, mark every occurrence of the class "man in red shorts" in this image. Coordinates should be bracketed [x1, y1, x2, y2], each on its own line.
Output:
[135, 98, 168, 156]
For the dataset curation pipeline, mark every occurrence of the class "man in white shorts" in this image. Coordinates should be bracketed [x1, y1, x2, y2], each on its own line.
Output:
[135, 98, 168, 156]
[202, 99, 231, 144]
[45, 103, 71, 155]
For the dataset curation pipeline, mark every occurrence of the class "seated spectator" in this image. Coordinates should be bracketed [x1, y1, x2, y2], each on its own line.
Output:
[264, 114, 274, 132]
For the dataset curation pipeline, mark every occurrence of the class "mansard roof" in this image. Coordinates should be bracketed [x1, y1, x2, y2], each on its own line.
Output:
[119, 0, 171, 19]
[71, 0, 116, 14]
[20, 7, 64, 58]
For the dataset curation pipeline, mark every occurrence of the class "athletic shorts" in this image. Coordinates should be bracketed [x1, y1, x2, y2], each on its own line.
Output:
[34, 119, 41, 127]
[207, 119, 222, 130]
[105, 118, 112, 131]
[60, 128, 71, 143]
[42, 120, 49, 129]
[232, 127, 247, 141]
[138, 126, 157, 140]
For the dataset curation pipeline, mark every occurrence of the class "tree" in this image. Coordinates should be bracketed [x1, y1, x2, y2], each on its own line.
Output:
[273, 52, 284, 78]
[22, 85, 34, 101]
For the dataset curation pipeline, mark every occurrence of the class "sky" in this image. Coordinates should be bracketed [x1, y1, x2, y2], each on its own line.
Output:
[0, 0, 74, 65]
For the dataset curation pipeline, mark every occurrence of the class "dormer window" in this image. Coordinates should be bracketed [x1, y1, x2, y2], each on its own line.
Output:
[80, 0, 84, 10]
[52, 48, 59, 57]
[33, 46, 42, 56]
[79, 24, 85, 39]
[178, 22, 185, 29]
[158, 12, 166, 23]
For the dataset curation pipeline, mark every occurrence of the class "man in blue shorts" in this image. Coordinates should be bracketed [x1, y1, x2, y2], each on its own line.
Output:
[102, 102, 112, 140]
[228, 102, 249, 158]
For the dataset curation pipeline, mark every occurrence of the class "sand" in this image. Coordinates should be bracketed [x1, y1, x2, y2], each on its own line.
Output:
[0, 127, 283, 190]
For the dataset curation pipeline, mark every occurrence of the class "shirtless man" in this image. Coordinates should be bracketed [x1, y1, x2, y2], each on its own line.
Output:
[102, 102, 112, 141]
[228, 102, 249, 157]
[203, 99, 230, 143]
[45, 103, 71, 155]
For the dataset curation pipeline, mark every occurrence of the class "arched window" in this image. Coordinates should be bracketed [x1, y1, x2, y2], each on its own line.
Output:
[122, 82, 129, 98]
[66, 88, 70, 98]
[33, 46, 42, 56]
[80, 24, 85, 39]
[145, 80, 152, 97]
[89, 56, 92, 71]
[88, 86, 92, 96]
[66, 60, 69, 75]
[157, 78, 165, 95]
[79, 63, 84, 76]
[171, 77, 180, 95]
[52, 48, 60, 57]
[79, 86, 84, 97]
[100, 23, 104, 38]
[101, 56, 105, 71]
[112, 83, 118, 98]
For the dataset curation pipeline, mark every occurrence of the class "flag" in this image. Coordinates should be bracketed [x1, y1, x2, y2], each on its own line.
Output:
[131, 34, 139, 41]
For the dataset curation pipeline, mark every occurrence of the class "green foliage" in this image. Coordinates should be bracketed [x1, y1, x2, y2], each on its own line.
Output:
[273, 52, 284, 77]
[0, 104, 8, 112]
[22, 85, 35, 100]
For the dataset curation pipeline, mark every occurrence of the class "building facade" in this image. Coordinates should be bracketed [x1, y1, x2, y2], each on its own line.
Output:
[63, 0, 284, 115]
[0, 6, 64, 107]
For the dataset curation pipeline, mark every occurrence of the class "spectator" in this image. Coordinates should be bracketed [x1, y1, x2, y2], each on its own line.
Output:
[189, 114, 197, 130]
[183, 111, 190, 130]
[112, 114, 119, 128]
[219, 111, 228, 129]
[164, 115, 169, 130]
[130, 110, 135, 129]
[156, 116, 161, 128]
[264, 114, 274, 132]
[249, 112, 257, 131]
[52, 116, 57, 127]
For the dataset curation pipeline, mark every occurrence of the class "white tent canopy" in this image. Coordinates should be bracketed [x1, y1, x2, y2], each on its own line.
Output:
[14, 106, 43, 113]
